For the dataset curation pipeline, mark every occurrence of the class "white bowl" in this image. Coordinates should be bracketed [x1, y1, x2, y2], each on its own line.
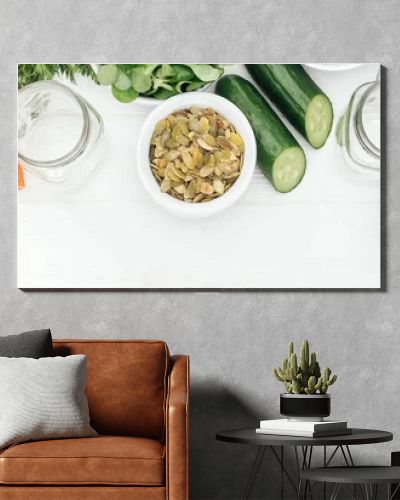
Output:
[135, 82, 213, 108]
[137, 92, 256, 218]
[304, 63, 363, 72]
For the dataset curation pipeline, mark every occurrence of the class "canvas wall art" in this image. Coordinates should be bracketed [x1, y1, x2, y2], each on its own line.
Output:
[17, 63, 381, 288]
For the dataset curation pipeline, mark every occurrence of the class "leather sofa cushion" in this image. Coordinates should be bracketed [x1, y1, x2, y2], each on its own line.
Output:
[52, 340, 170, 440]
[0, 487, 166, 500]
[0, 436, 165, 486]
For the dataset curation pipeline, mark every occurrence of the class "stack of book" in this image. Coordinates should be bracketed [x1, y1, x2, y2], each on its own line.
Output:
[256, 419, 351, 438]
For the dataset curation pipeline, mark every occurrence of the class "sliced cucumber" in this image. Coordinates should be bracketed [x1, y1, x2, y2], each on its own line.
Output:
[114, 70, 132, 91]
[305, 94, 333, 149]
[97, 64, 119, 86]
[246, 64, 333, 149]
[272, 147, 306, 193]
[216, 74, 306, 193]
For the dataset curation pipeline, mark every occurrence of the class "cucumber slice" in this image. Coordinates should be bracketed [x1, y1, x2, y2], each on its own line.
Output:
[246, 64, 333, 149]
[111, 86, 138, 103]
[114, 70, 132, 91]
[272, 147, 306, 193]
[216, 74, 306, 193]
[97, 64, 118, 86]
[305, 94, 333, 149]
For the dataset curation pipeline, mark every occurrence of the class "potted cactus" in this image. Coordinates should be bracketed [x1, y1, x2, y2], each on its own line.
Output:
[273, 340, 337, 420]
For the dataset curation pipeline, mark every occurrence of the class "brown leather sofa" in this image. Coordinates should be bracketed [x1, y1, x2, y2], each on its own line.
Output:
[0, 340, 189, 500]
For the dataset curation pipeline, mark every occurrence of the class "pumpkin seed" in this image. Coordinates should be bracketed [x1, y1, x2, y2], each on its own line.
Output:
[182, 151, 193, 169]
[217, 136, 235, 150]
[199, 117, 210, 133]
[199, 166, 214, 177]
[200, 182, 214, 195]
[149, 106, 244, 203]
[197, 137, 214, 151]
[173, 184, 186, 194]
[161, 179, 172, 192]
[154, 119, 168, 135]
[213, 179, 224, 195]
[204, 134, 217, 147]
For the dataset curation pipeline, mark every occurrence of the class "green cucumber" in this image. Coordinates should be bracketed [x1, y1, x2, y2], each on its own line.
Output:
[246, 64, 333, 149]
[216, 75, 306, 193]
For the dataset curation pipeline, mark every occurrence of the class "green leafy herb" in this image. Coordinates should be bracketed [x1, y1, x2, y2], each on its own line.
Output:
[96, 64, 225, 103]
[18, 64, 98, 89]
[111, 86, 138, 103]
[130, 68, 152, 93]
[185, 64, 222, 82]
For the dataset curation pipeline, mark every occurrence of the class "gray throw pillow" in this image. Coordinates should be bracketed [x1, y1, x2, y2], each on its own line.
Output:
[0, 355, 97, 448]
[0, 329, 53, 358]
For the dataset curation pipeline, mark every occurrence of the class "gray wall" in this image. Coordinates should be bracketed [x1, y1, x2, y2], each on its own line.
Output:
[1, 1, 399, 498]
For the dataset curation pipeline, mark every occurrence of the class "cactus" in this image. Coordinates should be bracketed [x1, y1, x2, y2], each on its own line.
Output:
[273, 340, 337, 395]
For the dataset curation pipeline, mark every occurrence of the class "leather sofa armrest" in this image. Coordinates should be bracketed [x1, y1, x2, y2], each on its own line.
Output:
[166, 355, 189, 500]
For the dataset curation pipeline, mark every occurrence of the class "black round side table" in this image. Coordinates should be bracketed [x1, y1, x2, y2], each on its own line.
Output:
[301, 466, 400, 500]
[216, 428, 393, 500]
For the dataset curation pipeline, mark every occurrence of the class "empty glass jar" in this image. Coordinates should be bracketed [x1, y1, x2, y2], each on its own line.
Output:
[18, 80, 104, 184]
[337, 79, 380, 176]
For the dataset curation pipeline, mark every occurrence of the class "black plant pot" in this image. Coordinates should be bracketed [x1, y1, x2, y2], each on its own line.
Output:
[280, 394, 331, 420]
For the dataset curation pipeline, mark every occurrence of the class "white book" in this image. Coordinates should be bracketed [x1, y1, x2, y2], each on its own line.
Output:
[259, 419, 347, 432]
[256, 428, 352, 438]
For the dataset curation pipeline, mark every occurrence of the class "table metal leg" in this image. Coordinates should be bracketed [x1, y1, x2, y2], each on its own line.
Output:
[243, 445, 303, 499]
[300, 446, 314, 500]
[330, 483, 341, 500]
[299, 445, 360, 500]
[295, 446, 301, 479]
[343, 483, 358, 500]
[242, 445, 266, 500]
[324, 446, 327, 500]
[281, 447, 284, 500]
[243, 444, 369, 500]
[270, 446, 299, 493]
[326, 446, 340, 467]
[389, 482, 400, 500]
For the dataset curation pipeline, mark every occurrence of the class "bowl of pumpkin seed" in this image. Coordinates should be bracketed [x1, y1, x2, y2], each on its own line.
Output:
[137, 92, 256, 217]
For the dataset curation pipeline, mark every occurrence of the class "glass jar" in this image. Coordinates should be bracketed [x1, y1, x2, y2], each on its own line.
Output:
[336, 80, 380, 176]
[18, 80, 104, 184]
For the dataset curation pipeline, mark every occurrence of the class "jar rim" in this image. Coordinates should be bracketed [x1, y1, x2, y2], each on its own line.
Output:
[18, 80, 91, 167]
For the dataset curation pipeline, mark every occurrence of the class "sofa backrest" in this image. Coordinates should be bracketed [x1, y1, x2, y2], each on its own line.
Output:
[53, 339, 170, 440]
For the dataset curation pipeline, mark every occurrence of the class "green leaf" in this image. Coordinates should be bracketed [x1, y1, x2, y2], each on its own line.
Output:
[175, 80, 194, 92]
[186, 80, 207, 91]
[114, 70, 132, 91]
[111, 85, 138, 103]
[185, 64, 222, 82]
[172, 65, 195, 82]
[152, 88, 178, 100]
[159, 64, 175, 79]
[97, 64, 119, 86]
[18, 64, 98, 89]
[130, 68, 152, 93]
[152, 78, 174, 91]
[142, 64, 159, 75]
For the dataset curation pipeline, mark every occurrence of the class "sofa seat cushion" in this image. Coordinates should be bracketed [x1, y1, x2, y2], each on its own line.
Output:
[0, 436, 165, 486]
